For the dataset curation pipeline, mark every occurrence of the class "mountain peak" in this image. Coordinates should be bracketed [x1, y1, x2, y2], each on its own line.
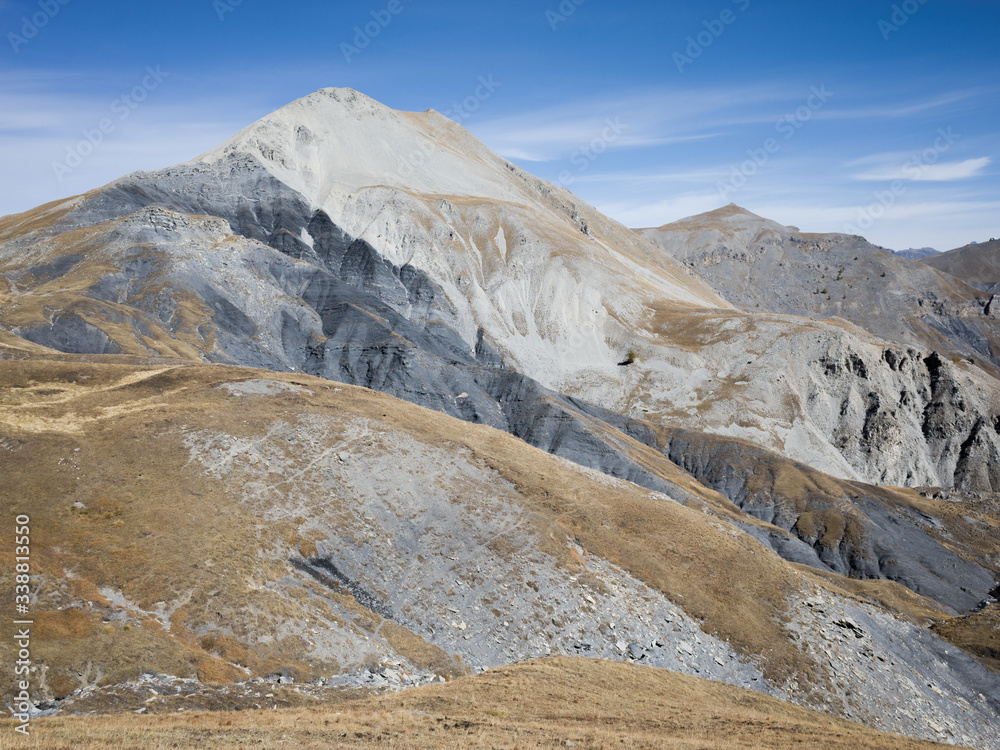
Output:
[193, 86, 529, 210]
[643, 204, 792, 235]
[721, 203, 762, 216]
[286, 86, 401, 117]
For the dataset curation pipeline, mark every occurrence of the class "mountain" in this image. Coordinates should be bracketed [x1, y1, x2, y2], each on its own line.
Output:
[635, 205, 1000, 495]
[2, 89, 1000, 746]
[6, 95, 1000, 499]
[636, 205, 997, 369]
[894, 247, 940, 260]
[3, 344, 999, 748]
[922, 238, 1000, 294]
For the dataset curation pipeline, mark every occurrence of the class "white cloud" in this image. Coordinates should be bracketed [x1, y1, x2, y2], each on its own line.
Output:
[0, 69, 270, 216]
[476, 87, 989, 165]
[812, 89, 984, 122]
[852, 157, 992, 182]
[593, 191, 732, 229]
[0, 107, 255, 217]
[466, 85, 798, 162]
[562, 160, 1000, 251]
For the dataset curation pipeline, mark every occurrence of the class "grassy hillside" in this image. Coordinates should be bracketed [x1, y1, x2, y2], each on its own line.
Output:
[1, 657, 961, 750]
[0, 348, 805, 691]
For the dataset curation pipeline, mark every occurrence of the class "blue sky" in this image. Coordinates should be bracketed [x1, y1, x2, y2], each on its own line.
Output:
[2, 0, 998, 250]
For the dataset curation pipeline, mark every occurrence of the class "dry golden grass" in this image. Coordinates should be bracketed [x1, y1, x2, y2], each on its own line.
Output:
[0, 354, 810, 693]
[0, 657, 959, 750]
[0, 357, 468, 690]
[0, 350, 990, 718]
[0, 195, 82, 243]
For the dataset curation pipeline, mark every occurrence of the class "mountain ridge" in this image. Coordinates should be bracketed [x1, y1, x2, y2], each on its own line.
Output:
[2, 87, 1000, 747]
[6, 90, 1000, 494]
[637, 204, 998, 367]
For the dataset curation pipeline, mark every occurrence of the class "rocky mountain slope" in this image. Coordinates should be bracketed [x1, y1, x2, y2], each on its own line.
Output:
[3, 92, 1000, 500]
[922, 239, 1000, 294]
[1, 346, 999, 747]
[637, 205, 998, 370]
[2, 88, 1000, 746]
[655, 426, 999, 614]
[1, 88, 998, 600]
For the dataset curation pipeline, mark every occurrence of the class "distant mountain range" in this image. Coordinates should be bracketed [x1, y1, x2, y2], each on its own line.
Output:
[892, 246, 939, 260]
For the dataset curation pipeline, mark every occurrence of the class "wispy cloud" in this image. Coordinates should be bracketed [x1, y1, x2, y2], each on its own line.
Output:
[566, 168, 733, 185]
[852, 156, 992, 182]
[489, 132, 721, 163]
[467, 85, 985, 166]
[0, 71, 259, 215]
[2, 64, 997, 253]
[813, 89, 984, 121]
[467, 85, 800, 162]
[599, 191, 729, 229]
